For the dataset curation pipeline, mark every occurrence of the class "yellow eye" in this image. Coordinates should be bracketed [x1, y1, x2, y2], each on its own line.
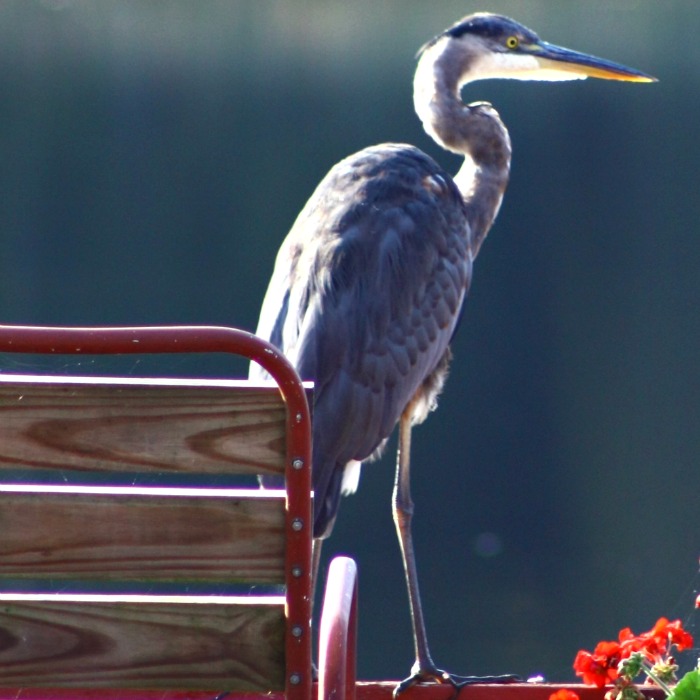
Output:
[506, 36, 519, 49]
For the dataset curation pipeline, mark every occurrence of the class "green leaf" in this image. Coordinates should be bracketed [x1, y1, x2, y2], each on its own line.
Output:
[668, 670, 700, 700]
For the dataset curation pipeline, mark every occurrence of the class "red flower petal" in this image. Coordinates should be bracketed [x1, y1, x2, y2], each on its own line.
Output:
[574, 648, 619, 688]
[594, 640, 621, 657]
[549, 690, 580, 700]
[647, 617, 694, 653]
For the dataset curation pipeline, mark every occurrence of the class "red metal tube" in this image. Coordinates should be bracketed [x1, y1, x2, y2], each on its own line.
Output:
[319, 556, 358, 700]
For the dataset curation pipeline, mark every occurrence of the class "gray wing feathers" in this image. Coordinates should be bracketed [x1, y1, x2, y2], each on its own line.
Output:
[252, 144, 473, 536]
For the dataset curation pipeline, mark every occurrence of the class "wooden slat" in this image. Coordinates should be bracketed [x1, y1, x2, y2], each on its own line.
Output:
[0, 376, 286, 476]
[0, 597, 285, 690]
[0, 488, 286, 584]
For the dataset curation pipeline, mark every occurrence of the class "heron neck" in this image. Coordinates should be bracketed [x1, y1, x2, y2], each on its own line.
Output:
[414, 41, 512, 255]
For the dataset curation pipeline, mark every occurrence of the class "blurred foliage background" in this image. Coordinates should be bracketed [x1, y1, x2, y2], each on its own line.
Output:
[0, 0, 698, 683]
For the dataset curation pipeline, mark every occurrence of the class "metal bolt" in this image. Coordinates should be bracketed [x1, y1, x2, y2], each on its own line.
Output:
[291, 518, 303, 532]
[289, 673, 302, 686]
[292, 458, 304, 470]
[291, 625, 303, 638]
[291, 565, 303, 578]
[295, 412, 302, 423]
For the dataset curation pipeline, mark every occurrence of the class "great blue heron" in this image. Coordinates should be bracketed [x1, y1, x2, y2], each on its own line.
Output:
[250, 12, 654, 692]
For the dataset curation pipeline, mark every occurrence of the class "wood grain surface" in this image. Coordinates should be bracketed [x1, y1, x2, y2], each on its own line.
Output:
[0, 597, 285, 689]
[0, 376, 300, 689]
[0, 489, 285, 583]
[0, 377, 287, 476]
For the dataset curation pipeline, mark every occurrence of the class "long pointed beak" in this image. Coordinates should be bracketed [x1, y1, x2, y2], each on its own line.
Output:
[531, 41, 657, 82]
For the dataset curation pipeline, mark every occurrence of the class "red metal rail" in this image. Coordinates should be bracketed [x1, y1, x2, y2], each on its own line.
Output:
[0, 324, 313, 700]
[352, 682, 665, 700]
[319, 557, 358, 700]
[0, 683, 665, 700]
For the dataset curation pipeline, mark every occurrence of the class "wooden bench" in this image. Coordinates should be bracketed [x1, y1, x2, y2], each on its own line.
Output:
[0, 325, 358, 700]
[0, 325, 665, 700]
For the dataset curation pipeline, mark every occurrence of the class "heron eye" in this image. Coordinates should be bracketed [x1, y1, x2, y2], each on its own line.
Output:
[506, 36, 519, 49]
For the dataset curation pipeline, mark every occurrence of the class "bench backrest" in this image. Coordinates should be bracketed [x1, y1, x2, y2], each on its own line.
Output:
[0, 326, 313, 700]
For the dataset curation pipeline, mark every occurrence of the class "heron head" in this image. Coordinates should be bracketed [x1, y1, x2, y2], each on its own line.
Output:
[420, 13, 657, 84]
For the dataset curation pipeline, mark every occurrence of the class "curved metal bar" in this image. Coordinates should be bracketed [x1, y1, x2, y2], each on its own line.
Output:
[319, 556, 358, 700]
[0, 324, 313, 700]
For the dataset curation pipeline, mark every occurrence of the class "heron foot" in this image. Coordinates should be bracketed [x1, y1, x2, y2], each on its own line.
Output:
[393, 667, 520, 698]
[393, 665, 450, 697]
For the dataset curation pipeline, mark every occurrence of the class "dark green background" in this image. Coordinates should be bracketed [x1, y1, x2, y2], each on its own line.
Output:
[1, 0, 698, 683]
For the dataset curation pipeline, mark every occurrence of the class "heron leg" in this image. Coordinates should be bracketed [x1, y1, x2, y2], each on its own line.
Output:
[311, 538, 323, 680]
[392, 408, 449, 694]
[392, 408, 519, 697]
[312, 537, 323, 596]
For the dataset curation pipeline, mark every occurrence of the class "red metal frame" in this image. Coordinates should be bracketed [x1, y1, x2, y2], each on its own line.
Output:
[0, 324, 313, 700]
[352, 683, 665, 700]
[319, 557, 358, 700]
[0, 685, 665, 700]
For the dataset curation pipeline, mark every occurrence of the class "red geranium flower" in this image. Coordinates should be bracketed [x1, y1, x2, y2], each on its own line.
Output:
[574, 644, 620, 688]
[617, 627, 644, 657]
[549, 690, 580, 700]
[574, 615, 695, 691]
[647, 617, 694, 652]
[619, 617, 695, 662]
[615, 618, 694, 664]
